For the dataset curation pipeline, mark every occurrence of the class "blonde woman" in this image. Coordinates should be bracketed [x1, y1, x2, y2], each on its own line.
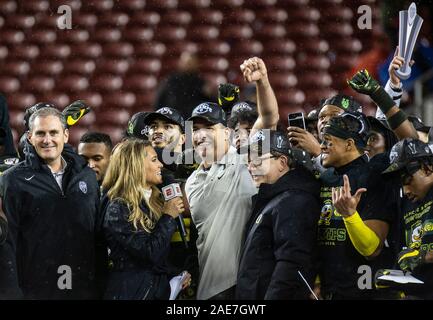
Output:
[102, 139, 190, 300]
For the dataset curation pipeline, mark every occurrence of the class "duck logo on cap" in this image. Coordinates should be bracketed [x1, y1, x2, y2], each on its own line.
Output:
[195, 103, 213, 114]
[159, 107, 173, 115]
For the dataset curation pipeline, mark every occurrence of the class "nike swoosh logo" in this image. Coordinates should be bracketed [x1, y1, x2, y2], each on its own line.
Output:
[66, 109, 86, 126]
[25, 175, 35, 181]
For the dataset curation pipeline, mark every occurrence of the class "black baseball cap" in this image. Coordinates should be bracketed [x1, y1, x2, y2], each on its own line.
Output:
[306, 108, 319, 124]
[408, 115, 431, 133]
[246, 130, 291, 156]
[24, 102, 56, 130]
[383, 138, 433, 174]
[143, 107, 185, 132]
[320, 94, 362, 113]
[126, 111, 151, 140]
[187, 102, 227, 126]
[230, 101, 257, 116]
[367, 116, 392, 134]
[323, 111, 370, 148]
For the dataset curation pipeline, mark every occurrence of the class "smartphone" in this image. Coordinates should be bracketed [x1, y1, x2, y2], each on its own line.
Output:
[288, 112, 306, 130]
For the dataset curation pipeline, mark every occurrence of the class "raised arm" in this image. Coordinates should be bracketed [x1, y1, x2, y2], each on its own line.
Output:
[348, 69, 418, 140]
[240, 57, 279, 134]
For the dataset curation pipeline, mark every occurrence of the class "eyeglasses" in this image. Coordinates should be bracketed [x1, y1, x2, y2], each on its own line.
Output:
[249, 155, 276, 166]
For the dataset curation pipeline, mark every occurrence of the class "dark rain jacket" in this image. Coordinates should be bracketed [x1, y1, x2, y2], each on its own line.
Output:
[0, 144, 101, 299]
[236, 168, 321, 300]
[103, 199, 178, 300]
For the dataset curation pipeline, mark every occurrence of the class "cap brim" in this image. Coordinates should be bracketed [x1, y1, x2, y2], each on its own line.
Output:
[144, 113, 183, 129]
[382, 162, 406, 174]
[238, 141, 260, 155]
[368, 117, 392, 133]
[187, 115, 222, 125]
[418, 126, 431, 134]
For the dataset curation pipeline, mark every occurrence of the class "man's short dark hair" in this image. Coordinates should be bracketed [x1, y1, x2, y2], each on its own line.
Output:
[227, 110, 258, 129]
[79, 132, 113, 150]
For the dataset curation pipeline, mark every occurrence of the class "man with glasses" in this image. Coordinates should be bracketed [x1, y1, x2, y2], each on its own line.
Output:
[236, 130, 320, 299]
[381, 138, 433, 299]
[317, 112, 395, 299]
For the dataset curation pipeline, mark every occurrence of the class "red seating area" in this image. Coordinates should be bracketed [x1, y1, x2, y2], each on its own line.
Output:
[0, 0, 380, 146]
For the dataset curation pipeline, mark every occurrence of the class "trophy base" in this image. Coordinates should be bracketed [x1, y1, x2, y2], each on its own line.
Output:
[396, 67, 411, 80]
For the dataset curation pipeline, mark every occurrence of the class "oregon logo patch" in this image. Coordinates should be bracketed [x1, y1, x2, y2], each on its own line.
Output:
[79, 181, 88, 194]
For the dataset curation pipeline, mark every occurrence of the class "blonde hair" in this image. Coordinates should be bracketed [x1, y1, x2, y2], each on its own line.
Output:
[102, 139, 164, 232]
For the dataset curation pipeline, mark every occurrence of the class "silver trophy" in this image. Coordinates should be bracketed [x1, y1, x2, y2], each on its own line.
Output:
[396, 2, 423, 80]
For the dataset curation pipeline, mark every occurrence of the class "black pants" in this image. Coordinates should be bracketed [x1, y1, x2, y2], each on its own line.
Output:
[208, 286, 236, 300]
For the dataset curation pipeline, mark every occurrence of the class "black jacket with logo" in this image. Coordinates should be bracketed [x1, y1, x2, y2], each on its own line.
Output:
[236, 167, 321, 300]
[317, 155, 395, 299]
[103, 199, 178, 300]
[0, 144, 101, 299]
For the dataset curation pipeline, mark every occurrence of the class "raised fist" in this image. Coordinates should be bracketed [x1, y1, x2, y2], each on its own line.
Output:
[240, 57, 268, 83]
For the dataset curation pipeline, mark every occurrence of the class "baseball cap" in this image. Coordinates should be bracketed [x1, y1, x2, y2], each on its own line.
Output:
[323, 111, 370, 148]
[244, 129, 313, 170]
[126, 111, 151, 140]
[321, 94, 363, 113]
[383, 138, 433, 174]
[143, 107, 185, 132]
[367, 116, 392, 134]
[408, 116, 431, 133]
[306, 108, 319, 124]
[187, 102, 227, 126]
[230, 101, 257, 116]
[247, 130, 291, 156]
[24, 102, 56, 130]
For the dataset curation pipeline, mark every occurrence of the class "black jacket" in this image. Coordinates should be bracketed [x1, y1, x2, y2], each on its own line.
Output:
[236, 167, 321, 300]
[0, 144, 101, 299]
[103, 199, 178, 300]
[0, 211, 6, 245]
[0, 94, 17, 157]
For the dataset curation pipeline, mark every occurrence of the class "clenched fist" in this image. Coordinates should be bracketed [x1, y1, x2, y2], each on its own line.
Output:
[240, 57, 268, 83]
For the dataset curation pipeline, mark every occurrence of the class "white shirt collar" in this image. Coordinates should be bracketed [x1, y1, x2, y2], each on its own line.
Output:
[48, 157, 67, 175]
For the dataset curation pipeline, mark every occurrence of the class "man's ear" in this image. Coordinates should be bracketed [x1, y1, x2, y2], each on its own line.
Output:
[179, 133, 186, 145]
[224, 127, 231, 141]
[346, 138, 354, 151]
[27, 130, 33, 145]
[279, 155, 289, 169]
[64, 128, 69, 144]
